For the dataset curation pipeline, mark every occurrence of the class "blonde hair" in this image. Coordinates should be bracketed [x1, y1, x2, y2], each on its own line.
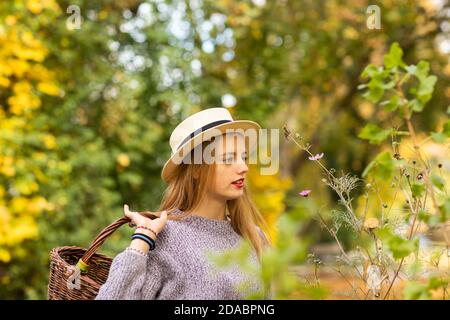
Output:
[159, 138, 272, 261]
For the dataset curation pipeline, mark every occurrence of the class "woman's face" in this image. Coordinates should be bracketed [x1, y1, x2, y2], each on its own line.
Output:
[209, 133, 249, 201]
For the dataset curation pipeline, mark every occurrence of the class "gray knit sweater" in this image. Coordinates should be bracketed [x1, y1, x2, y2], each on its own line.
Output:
[95, 210, 270, 300]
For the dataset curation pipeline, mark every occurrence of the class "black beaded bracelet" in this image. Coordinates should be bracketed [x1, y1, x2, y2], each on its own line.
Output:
[131, 232, 155, 251]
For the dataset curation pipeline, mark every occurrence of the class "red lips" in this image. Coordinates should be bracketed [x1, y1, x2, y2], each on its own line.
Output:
[231, 178, 244, 189]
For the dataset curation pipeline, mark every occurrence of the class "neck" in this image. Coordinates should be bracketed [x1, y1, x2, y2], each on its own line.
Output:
[188, 195, 227, 221]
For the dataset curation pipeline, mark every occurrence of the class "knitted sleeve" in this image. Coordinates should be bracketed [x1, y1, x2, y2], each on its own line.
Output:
[95, 248, 163, 300]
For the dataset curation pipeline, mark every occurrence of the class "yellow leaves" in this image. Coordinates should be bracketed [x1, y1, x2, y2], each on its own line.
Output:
[0, 61, 13, 77]
[0, 76, 10, 87]
[0, 206, 10, 224]
[13, 81, 32, 94]
[8, 82, 41, 114]
[8, 91, 41, 115]
[10, 197, 28, 213]
[42, 133, 56, 149]
[0, 156, 16, 177]
[15, 179, 39, 195]
[14, 44, 47, 62]
[343, 27, 359, 40]
[37, 82, 60, 96]
[25, 0, 60, 14]
[28, 64, 54, 81]
[0, 195, 48, 260]
[98, 10, 108, 20]
[9, 215, 39, 243]
[0, 249, 11, 263]
[26, 0, 44, 14]
[8, 59, 30, 78]
[5, 15, 17, 26]
[0, 205, 38, 252]
[0, 1, 60, 267]
[21, 31, 41, 48]
[0, 23, 58, 118]
[28, 196, 50, 215]
[248, 165, 293, 242]
[0, 166, 16, 177]
[117, 153, 131, 167]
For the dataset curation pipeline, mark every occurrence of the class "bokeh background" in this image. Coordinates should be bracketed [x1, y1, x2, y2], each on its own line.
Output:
[0, 0, 449, 299]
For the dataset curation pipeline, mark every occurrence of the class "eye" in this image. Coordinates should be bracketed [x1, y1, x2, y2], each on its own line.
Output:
[226, 156, 235, 163]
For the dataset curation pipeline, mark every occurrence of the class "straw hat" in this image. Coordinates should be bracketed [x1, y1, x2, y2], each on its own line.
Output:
[161, 107, 261, 182]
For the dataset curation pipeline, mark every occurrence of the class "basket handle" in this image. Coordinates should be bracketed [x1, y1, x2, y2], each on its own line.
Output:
[77, 211, 160, 272]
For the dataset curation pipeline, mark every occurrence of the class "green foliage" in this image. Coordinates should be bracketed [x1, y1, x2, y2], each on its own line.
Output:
[430, 174, 445, 191]
[376, 226, 419, 260]
[206, 211, 322, 300]
[411, 183, 425, 198]
[358, 124, 393, 145]
[404, 277, 448, 300]
[362, 151, 395, 180]
[439, 199, 450, 223]
[360, 42, 438, 116]
[431, 120, 450, 143]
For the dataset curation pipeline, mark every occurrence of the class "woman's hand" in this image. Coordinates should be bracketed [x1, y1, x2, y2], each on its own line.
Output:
[124, 204, 168, 252]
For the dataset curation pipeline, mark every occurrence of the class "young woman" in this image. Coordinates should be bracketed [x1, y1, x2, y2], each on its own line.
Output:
[95, 107, 272, 300]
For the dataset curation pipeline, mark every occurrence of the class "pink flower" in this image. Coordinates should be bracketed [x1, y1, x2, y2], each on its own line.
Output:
[299, 190, 311, 197]
[308, 153, 324, 161]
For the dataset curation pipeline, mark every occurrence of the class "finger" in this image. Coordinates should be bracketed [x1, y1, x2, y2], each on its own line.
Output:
[124, 204, 131, 217]
[160, 210, 168, 221]
[124, 204, 137, 219]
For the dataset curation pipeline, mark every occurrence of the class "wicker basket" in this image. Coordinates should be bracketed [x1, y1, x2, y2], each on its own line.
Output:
[47, 211, 158, 300]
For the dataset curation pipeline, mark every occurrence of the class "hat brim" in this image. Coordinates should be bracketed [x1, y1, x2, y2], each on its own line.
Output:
[161, 120, 261, 183]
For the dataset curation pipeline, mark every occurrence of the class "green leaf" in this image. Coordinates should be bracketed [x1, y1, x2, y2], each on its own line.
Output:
[362, 71, 387, 103]
[428, 277, 448, 290]
[431, 132, 447, 143]
[430, 174, 445, 191]
[362, 86, 384, 103]
[362, 151, 395, 180]
[361, 64, 380, 79]
[384, 42, 405, 69]
[415, 61, 431, 82]
[383, 95, 401, 112]
[388, 235, 419, 259]
[406, 61, 430, 82]
[431, 120, 450, 143]
[439, 198, 450, 223]
[418, 210, 429, 223]
[411, 183, 425, 198]
[358, 124, 392, 145]
[408, 99, 425, 112]
[443, 120, 450, 136]
[417, 75, 437, 104]
[403, 281, 431, 300]
[376, 226, 419, 259]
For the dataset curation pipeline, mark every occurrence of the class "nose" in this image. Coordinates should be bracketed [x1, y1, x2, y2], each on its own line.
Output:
[236, 160, 248, 175]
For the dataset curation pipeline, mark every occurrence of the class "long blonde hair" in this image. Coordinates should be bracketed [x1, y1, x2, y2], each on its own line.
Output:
[158, 138, 272, 261]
